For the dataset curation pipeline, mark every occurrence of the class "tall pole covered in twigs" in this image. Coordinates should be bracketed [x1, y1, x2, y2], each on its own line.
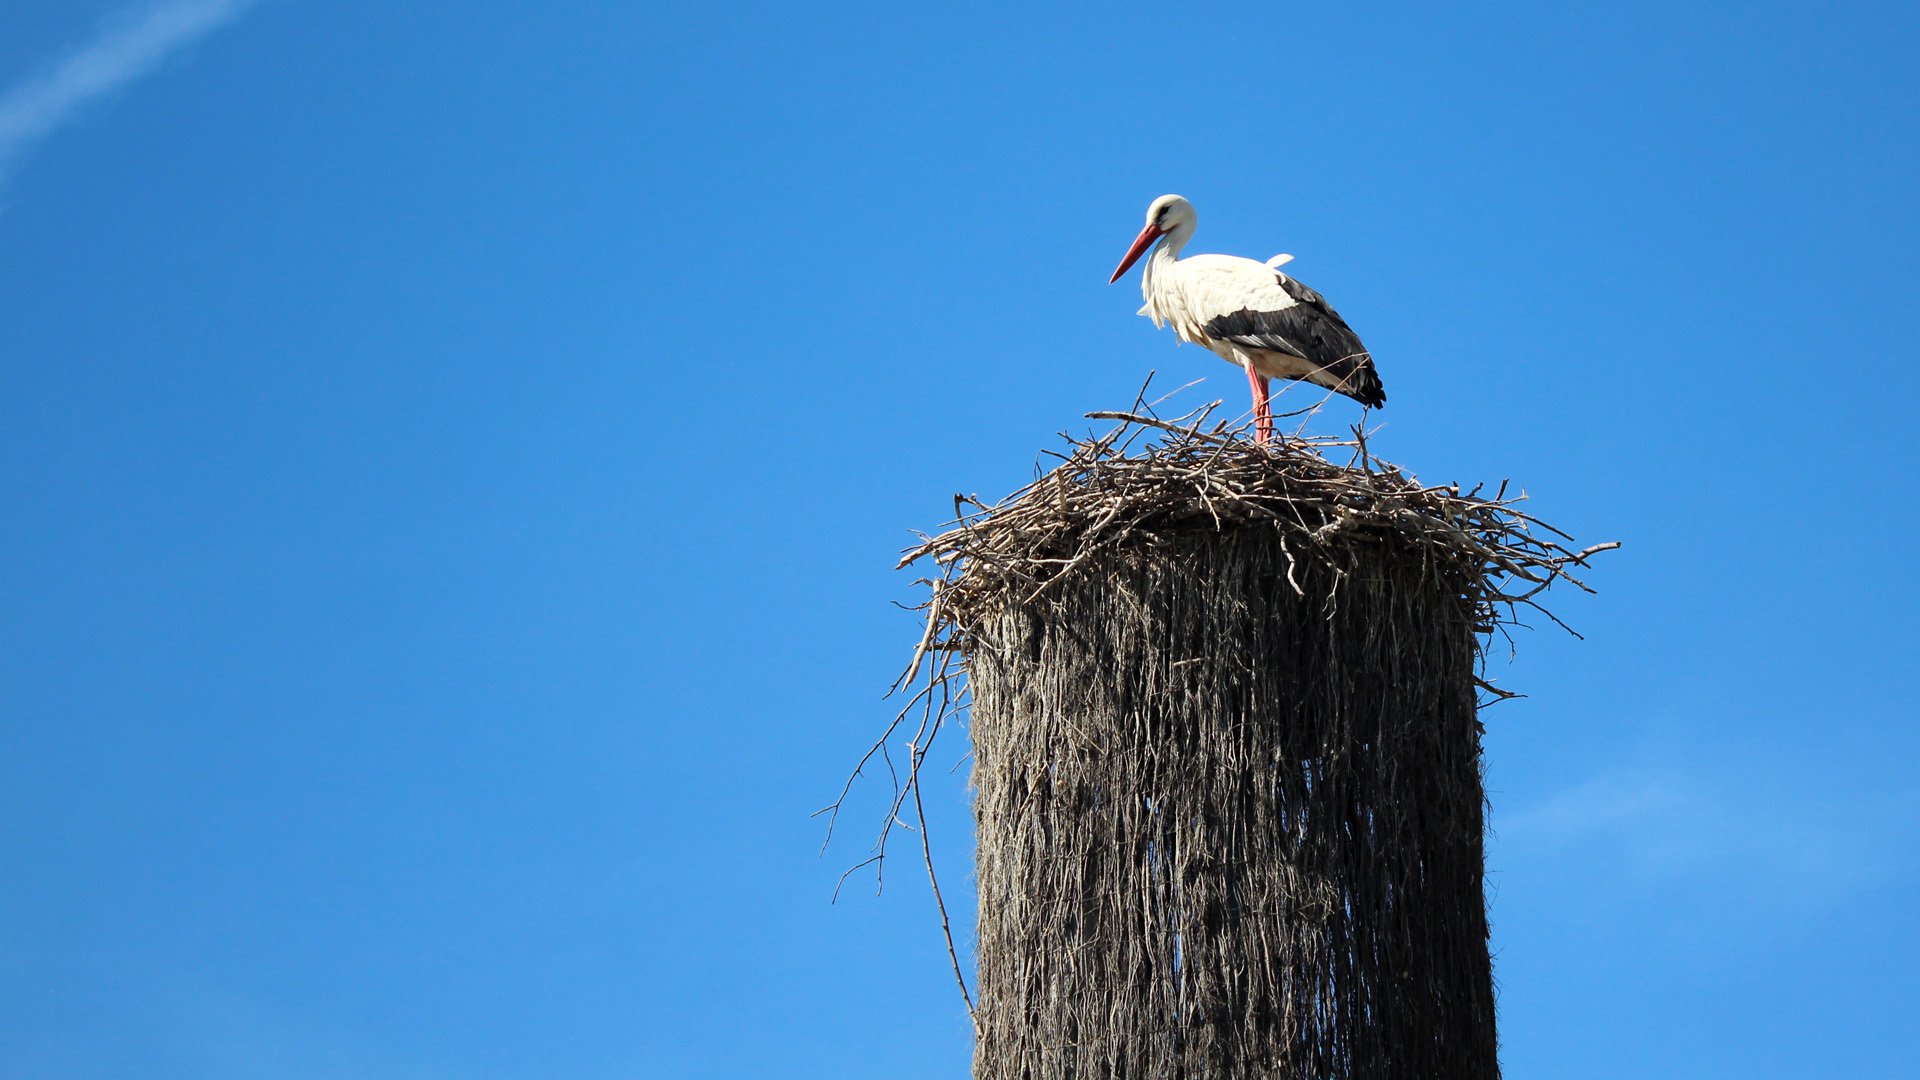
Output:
[889, 408, 1612, 1079]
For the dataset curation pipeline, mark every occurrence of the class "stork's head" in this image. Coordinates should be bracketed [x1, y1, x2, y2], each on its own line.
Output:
[1109, 194, 1194, 283]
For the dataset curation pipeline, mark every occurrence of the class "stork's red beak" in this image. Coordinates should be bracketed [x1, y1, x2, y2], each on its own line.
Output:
[1109, 223, 1164, 283]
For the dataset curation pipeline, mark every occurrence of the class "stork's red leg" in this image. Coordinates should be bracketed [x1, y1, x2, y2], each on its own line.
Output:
[1245, 366, 1273, 444]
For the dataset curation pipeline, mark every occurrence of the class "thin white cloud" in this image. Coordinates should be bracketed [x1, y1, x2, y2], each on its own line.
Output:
[1492, 763, 1910, 906]
[0, 0, 258, 188]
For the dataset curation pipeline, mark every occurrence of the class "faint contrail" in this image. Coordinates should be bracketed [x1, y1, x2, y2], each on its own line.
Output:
[0, 0, 258, 189]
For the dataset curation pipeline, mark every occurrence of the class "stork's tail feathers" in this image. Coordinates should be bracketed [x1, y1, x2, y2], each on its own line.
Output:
[1322, 353, 1387, 409]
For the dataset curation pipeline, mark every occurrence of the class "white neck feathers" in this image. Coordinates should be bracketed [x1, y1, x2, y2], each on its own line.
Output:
[1139, 222, 1193, 327]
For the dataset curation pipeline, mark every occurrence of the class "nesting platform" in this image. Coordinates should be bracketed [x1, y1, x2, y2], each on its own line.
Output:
[896, 411, 1609, 1080]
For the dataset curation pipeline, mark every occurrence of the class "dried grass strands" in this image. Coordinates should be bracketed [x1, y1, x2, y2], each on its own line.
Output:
[971, 536, 1496, 1078]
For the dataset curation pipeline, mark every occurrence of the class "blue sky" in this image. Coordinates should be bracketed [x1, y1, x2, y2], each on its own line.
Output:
[1, 1, 1915, 1076]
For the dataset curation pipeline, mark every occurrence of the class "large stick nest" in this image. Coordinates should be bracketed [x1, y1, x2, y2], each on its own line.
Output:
[900, 404, 1615, 687]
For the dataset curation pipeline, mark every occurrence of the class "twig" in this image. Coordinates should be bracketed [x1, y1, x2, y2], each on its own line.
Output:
[911, 736, 976, 1021]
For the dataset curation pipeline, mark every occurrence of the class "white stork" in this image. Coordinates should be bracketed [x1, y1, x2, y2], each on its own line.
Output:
[1108, 194, 1384, 444]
